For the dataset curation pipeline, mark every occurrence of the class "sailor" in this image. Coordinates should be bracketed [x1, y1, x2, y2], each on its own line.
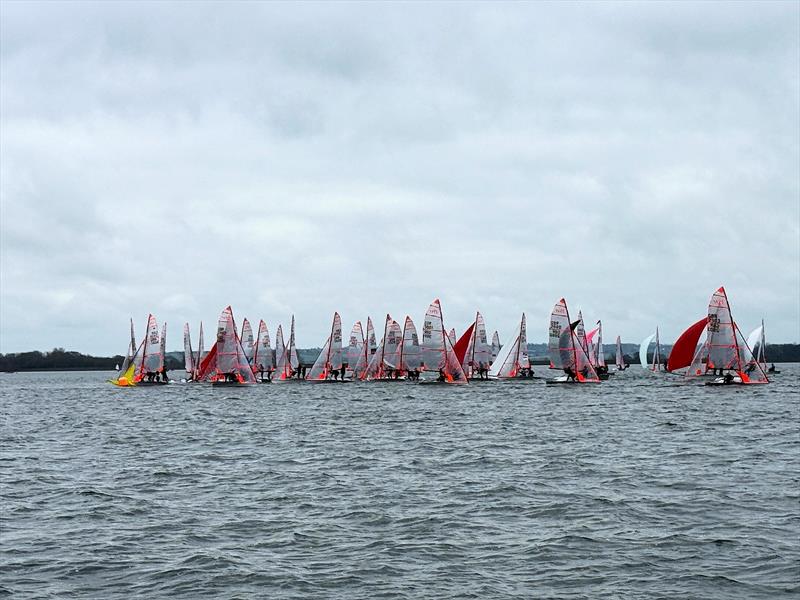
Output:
[565, 367, 576, 382]
[723, 372, 734, 384]
[437, 368, 446, 382]
[769, 363, 777, 373]
[160, 365, 169, 383]
[331, 368, 339, 381]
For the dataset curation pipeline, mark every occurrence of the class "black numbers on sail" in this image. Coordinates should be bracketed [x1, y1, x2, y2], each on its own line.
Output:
[549, 320, 561, 338]
[708, 314, 720, 333]
[423, 321, 433, 337]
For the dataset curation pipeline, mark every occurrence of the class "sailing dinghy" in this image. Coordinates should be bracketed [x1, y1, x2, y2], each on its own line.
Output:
[686, 287, 768, 385]
[195, 306, 257, 385]
[133, 314, 168, 385]
[461, 312, 492, 380]
[420, 299, 468, 384]
[109, 319, 141, 386]
[546, 299, 600, 384]
[585, 320, 611, 379]
[274, 316, 301, 381]
[345, 321, 364, 379]
[363, 315, 404, 380]
[745, 320, 777, 374]
[252, 320, 274, 382]
[183, 323, 195, 381]
[307, 312, 348, 382]
[639, 327, 664, 373]
[614, 335, 627, 371]
[398, 316, 422, 380]
[488, 313, 534, 380]
[352, 317, 377, 380]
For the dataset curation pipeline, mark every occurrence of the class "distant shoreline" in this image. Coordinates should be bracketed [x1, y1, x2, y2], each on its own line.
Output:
[3, 345, 799, 373]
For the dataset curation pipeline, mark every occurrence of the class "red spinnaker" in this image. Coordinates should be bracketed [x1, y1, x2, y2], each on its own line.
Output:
[453, 323, 476, 365]
[667, 317, 707, 372]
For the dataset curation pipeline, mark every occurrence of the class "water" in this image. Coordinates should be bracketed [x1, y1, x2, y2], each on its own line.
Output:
[1, 367, 798, 598]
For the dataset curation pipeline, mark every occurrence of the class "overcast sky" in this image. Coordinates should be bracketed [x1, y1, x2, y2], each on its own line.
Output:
[1, 1, 798, 355]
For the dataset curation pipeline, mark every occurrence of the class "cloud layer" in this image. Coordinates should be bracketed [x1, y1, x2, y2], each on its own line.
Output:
[1, 1, 798, 354]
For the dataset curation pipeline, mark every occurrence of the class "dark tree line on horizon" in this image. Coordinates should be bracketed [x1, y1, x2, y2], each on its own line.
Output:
[1, 345, 798, 372]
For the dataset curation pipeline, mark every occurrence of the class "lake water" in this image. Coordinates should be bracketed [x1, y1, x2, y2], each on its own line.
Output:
[1, 367, 798, 598]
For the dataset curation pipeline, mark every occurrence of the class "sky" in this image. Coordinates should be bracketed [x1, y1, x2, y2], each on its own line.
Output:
[1, 1, 798, 355]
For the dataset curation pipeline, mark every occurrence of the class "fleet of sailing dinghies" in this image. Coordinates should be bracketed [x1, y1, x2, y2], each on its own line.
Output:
[110, 286, 773, 387]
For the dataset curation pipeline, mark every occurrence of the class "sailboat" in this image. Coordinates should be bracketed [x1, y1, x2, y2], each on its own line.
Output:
[345, 321, 364, 379]
[307, 312, 347, 382]
[546, 298, 600, 384]
[363, 315, 404, 380]
[420, 299, 468, 384]
[398, 316, 422, 380]
[275, 316, 301, 381]
[665, 317, 707, 373]
[614, 335, 628, 371]
[352, 317, 376, 380]
[490, 331, 501, 365]
[195, 306, 257, 385]
[252, 320, 274, 382]
[585, 320, 611, 379]
[745, 320, 777, 374]
[686, 287, 769, 385]
[109, 318, 140, 386]
[135, 314, 167, 385]
[639, 327, 664, 372]
[183, 323, 195, 381]
[194, 322, 204, 381]
[488, 313, 533, 379]
[241, 318, 255, 366]
[460, 312, 492, 380]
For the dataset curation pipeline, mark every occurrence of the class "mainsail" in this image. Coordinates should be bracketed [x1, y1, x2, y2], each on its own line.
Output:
[686, 287, 768, 383]
[184, 323, 194, 375]
[547, 298, 600, 382]
[421, 299, 468, 384]
[195, 322, 204, 378]
[595, 321, 606, 368]
[196, 306, 256, 383]
[615, 335, 626, 370]
[399, 316, 422, 373]
[490, 331, 501, 363]
[275, 325, 290, 378]
[158, 323, 167, 372]
[252, 320, 274, 372]
[352, 317, 375, 379]
[488, 313, 530, 378]
[111, 318, 139, 385]
[462, 311, 491, 377]
[364, 315, 403, 380]
[241, 318, 255, 364]
[307, 312, 343, 380]
[346, 321, 364, 376]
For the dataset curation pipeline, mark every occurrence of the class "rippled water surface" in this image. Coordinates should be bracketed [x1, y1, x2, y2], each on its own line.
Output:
[2, 367, 799, 598]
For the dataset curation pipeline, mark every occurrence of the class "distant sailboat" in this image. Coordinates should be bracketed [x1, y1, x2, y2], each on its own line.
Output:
[686, 287, 768, 385]
[363, 315, 403, 380]
[241, 318, 255, 365]
[184, 323, 195, 380]
[195, 306, 256, 385]
[585, 320, 610, 379]
[398, 316, 422, 378]
[275, 316, 300, 381]
[546, 299, 600, 383]
[639, 327, 664, 372]
[490, 331, 501, 364]
[745, 320, 776, 373]
[345, 321, 364, 379]
[352, 317, 376, 379]
[307, 312, 345, 382]
[488, 313, 532, 379]
[109, 318, 140, 386]
[421, 299, 468, 384]
[461, 311, 491, 379]
[252, 320, 274, 382]
[614, 335, 627, 371]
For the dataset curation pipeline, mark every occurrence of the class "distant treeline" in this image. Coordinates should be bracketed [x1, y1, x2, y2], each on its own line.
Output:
[1, 344, 798, 372]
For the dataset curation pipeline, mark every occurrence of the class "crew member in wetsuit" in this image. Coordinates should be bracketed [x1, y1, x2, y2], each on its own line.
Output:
[437, 368, 446, 382]
[160, 365, 169, 383]
[723, 372, 734, 384]
[565, 367, 576, 382]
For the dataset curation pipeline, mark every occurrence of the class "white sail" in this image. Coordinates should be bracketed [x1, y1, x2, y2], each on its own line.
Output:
[352, 317, 375, 379]
[363, 315, 393, 380]
[384, 320, 403, 370]
[346, 321, 364, 373]
[399, 316, 422, 372]
[639, 333, 655, 370]
[252, 320, 273, 371]
[156, 322, 166, 372]
[744, 325, 762, 363]
[288, 315, 300, 369]
[547, 298, 599, 382]
[462, 312, 491, 377]
[490, 330, 501, 363]
[489, 313, 529, 378]
[595, 321, 606, 368]
[195, 322, 204, 376]
[421, 299, 467, 383]
[184, 323, 194, 374]
[275, 324, 292, 379]
[241, 318, 255, 364]
[307, 312, 343, 380]
[615, 335, 625, 370]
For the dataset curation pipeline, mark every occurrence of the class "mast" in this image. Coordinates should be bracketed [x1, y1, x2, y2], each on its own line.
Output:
[469, 311, 479, 375]
[380, 313, 390, 378]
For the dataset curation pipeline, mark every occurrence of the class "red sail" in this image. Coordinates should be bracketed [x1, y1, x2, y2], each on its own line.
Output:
[667, 317, 707, 372]
[195, 343, 218, 381]
[453, 323, 476, 365]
